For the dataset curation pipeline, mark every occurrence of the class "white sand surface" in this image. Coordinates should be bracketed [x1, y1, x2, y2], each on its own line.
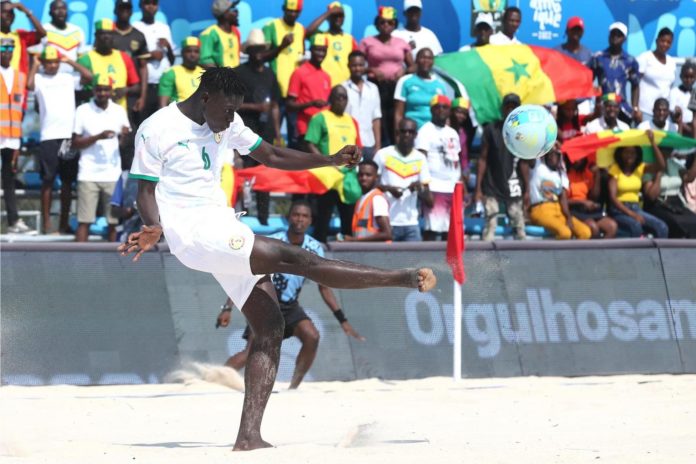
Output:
[1, 375, 695, 464]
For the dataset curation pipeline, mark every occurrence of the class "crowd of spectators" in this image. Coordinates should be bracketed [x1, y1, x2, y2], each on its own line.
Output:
[1, 0, 695, 241]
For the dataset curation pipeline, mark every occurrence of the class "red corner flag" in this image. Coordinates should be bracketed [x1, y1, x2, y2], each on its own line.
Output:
[446, 182, 466, 284]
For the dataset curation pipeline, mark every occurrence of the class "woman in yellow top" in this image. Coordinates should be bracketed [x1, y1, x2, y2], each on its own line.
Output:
[607, 129, 668, 238]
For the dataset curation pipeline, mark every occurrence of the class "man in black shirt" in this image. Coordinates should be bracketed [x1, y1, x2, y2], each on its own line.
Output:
[474, 93, 530, 241]
[234, 29, 282, 225]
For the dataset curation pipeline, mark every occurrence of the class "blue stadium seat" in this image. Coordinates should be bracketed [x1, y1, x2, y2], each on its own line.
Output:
[21, 172, 61, 190]
[525, 225, 553, 238]
[69, 216, 109, 237]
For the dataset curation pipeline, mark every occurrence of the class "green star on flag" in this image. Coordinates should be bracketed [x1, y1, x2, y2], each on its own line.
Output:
[505, 59, 530, 83]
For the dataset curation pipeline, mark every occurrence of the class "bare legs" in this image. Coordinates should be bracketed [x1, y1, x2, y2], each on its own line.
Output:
[234, 276, 283, 451]
[289, 320, 320, 389]
[249, 235, 436, 292]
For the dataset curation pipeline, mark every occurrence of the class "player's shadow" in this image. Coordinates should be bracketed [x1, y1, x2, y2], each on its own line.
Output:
[124, 442, 233, 449]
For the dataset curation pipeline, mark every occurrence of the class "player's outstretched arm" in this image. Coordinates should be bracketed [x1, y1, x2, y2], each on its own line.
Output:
[117, 179, 163, 262]
[248, 140, 361, 171]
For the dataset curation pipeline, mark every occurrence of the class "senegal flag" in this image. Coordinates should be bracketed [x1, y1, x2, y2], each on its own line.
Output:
[561, 129, 696, 167]
[235, 165, 362, 204]
[435, 45, 597, 125]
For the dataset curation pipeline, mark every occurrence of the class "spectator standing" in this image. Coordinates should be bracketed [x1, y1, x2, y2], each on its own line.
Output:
[0, 37, 33, 234]
[0, 0, 45, 76]
[565, 155, 618, 239]
[489, 7, 522, 45]
[590, 22, 641, 125]
[286, 35, 331, 146]
[262, 0, 306, 147]
[342, 51, 381, 160]
[474, 93, 529, 241]
[41, 0, 86, 75]
[394, 47, 446, 130]
[415, 95, 461, 241]
[359, 6, 413, 146]
[111, 0, 148, 116]
[305, 85, 361, 242]
[158, 37, 204, 107]
[607, 130, 668, 238]
[77, 20, 140, 110]
[71, 75, 131, 242]
[636, 28, 676, 121]
[669, 61, 695, 138]
[459, 13, 493, 51]
[373, 117, 432, 242]
[449, 97, 475, 189]
[234, 29, 282, 226]
[27, 46, 92, 234]
[583, 93, 630, 134]
[200, 0, 241, 69]
[346, 160, 392, 241]
[528, 149, 592, 240]
[554, 16, 592, 66]
[133, 0, 174, 119]
[392, 0, 442, 59]
[305, 2, 357, 87]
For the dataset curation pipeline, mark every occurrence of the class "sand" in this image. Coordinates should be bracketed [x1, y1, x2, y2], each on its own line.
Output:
[1, 374, 695, 464]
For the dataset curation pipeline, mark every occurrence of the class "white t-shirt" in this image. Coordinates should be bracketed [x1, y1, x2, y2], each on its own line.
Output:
[637, 118, 679, 133]
[373, 145, 431, 226]
[489, 32, 521, 45]
[133, 20, 173, 84]
[34, 72, 78, 141]
[40, 22, 86, 74]
[392, 26, 443, 59]
[636, 51, 676, 115]
[73, 100, 130, 182]
[342, 78, 381, 147]
[131, 102, 261, 214]
[530, 161, 569, 206]
[583, 117, 630, 134]
[415, 121, 461, 193]
[669, 86, 693, 124]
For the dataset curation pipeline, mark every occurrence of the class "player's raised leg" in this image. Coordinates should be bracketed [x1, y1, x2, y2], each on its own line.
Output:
[234, 276, 284, 451]
[249, 236, 437, 292]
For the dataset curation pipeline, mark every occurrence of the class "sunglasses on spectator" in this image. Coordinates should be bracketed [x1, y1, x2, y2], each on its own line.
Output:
[0, 46, 15, 52]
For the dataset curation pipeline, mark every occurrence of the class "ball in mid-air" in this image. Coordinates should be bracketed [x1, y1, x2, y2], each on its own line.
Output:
[502, 104, 558, 160]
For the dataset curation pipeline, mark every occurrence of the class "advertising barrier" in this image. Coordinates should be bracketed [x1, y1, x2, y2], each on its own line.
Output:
[1, 240, 695, 385]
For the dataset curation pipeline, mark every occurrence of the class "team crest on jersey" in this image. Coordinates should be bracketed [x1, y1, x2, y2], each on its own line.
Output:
[130, 40, 139, 52]
[229, 235, 245, 250]
[214, 132, 223, 144]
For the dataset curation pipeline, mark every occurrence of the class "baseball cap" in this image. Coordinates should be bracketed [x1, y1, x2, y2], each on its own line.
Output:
[430, 94, 451, 107]
[115, 0, 133, 8]
[602, 93, 622, 104]
[378, 6, 397, 20]
[566, 16, 584, 30]
[404, 0, 422, 10]
[94, 19, 115, 31]
[40, 46, 60, 61]
[609, 21, 628, 37]
[212, 0, 239, 17]
[93, 74, 114, 88]
[502, 93, 521, 106]
[475, 12, 494, 28]
[328, 1, 343, 11]
[452, 97, 470, 110]
[310, 34, 329, 48]
[181, 36, 201, 49]
[284, 0, 303, 11]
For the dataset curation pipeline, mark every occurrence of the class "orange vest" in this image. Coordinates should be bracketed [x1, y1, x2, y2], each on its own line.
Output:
[0, 68, 26, 139]
[352, 188, 387, 239]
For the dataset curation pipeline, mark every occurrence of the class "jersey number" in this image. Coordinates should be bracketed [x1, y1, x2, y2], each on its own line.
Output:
[201, 147, 211, 170]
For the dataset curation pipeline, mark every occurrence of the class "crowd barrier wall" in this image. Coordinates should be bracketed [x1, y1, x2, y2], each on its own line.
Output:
[1, 240, 694, 385]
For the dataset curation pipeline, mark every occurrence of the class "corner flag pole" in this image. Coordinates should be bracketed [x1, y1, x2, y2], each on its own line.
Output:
[453, 280, 462, 381]
[446, 182, 466, 382]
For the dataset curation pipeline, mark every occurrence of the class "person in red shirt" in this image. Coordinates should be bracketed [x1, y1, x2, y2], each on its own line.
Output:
[556, 99, 598, 143]
[286, 34, 331, 147]
[0, 0, 45, 76]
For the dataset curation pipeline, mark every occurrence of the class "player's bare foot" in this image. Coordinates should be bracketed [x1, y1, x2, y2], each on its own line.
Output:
[417, 268, 436, 292]
[233, 438, 273, 451]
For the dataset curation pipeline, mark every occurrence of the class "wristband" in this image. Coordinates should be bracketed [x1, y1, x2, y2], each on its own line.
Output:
[221, 305, 232, 312]
[333, 309, 347, 324]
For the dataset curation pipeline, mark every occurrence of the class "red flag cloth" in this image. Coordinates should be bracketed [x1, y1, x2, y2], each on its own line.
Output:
[446, 182, 466, 284]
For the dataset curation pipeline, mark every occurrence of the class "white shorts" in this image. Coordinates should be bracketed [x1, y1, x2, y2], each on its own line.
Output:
[163, 205, 264, 308]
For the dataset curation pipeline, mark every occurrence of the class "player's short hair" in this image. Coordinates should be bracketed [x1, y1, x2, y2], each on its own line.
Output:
[359, 159, 379, 172]
[657, 27, 673, 38]
[198, 67, 247, 98]
[653, 97, 669, 109]
[289, 199, 313, 216]
[348, 50, 366, 62]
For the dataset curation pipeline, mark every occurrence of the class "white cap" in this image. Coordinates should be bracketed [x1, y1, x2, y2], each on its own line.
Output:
[404, 0, 422, 10]
[475, 12, 494, 28]
[609, 21, 628, 36]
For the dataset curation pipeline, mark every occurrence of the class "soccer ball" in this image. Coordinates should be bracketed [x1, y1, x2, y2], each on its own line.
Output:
[502, 104, 558, 160]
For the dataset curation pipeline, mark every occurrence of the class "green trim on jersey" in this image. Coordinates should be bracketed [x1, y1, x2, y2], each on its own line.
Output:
[129, 173, 159, 182]
[249, 136, 263, 152]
